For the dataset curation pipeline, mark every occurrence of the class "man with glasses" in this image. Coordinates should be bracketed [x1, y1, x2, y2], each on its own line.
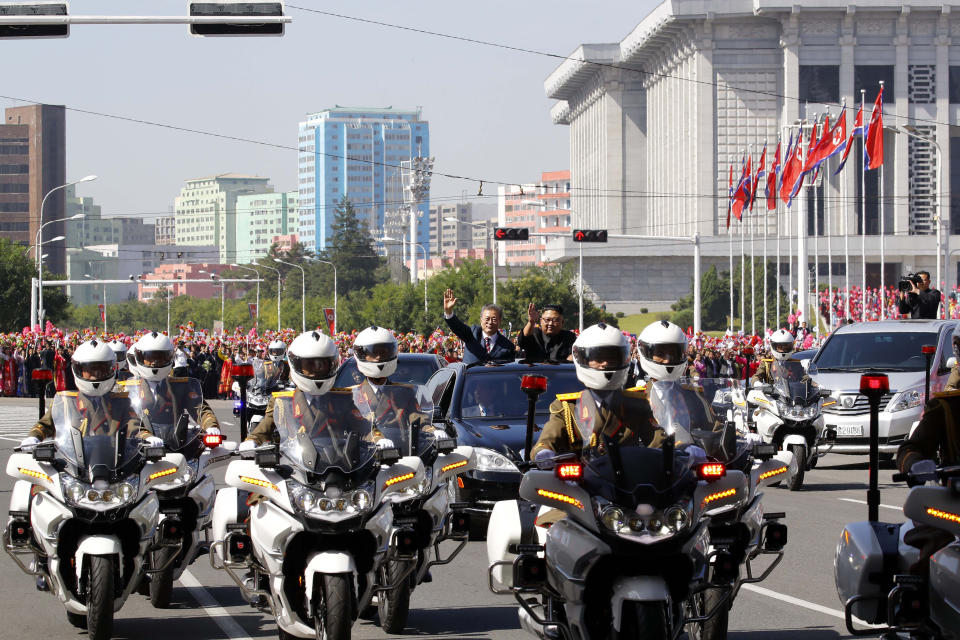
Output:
[518, 303, 576, 363]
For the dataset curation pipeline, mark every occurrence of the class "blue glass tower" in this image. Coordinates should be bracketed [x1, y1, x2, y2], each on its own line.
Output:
[297, 107, 430, 255]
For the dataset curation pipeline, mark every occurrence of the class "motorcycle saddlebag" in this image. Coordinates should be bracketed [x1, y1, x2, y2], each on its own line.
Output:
[834, 520, 902, 624]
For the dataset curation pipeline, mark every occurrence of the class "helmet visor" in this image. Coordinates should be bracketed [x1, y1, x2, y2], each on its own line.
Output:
[771, 341, 793, 354]
[289, 354, 337, 380]
[573, 344, 630, 371]
[136, 349, 173, 369]
[354, 342, 398, 363]
[268, 346, 286, 358]
[72, 360, 115, 382]
[638, 341, 686, 367]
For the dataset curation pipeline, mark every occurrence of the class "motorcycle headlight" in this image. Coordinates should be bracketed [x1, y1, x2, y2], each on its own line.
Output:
[62, 476, 139, 507]
[600, 506, 625, 532]
[665, 505, 691, 532]
[118, 482, 136, 502]
[288, 480, 372, 517]
[474, 448, 519, 473]
[889, 386, 924, 413]
[351, 488, 372, 512]
[67, 482, 85, 504]
[297, 490, 316, 512]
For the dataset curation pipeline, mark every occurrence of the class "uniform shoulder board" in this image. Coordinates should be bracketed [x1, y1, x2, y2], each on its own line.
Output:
[329, 387, 354, 394]
[109, 391, 129, 398]
[60, 391, 78, 397]
[556, 391, 581, 401]
[625, 384, 646, 392]
[272, 390, 295, 398]
[932, 389, 960, 399]
[762, 358, 774, 363]
[168, 377, 189, 383]
[119, 379, 138, 387]
[623, 388, 649, 399]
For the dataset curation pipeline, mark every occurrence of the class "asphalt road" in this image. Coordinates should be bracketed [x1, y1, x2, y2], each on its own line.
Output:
[0, 397, 911, 640]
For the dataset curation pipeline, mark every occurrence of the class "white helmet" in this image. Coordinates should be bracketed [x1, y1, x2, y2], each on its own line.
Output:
[571, 323, 631, 391]
[637, 320, 688, 382]
[353, 326, 398, 379]
[288, 331, 340, 395]
[108, 340, 128, 371]
[769, 329, 795, 362]
[268, 339, 287, 363]
[72, 339, 117, 397]
[131, 331, 175, 382]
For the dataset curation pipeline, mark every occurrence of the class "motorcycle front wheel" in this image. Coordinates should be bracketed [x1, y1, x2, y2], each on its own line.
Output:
[686, 588, 729, 640]
[787, 444, 806, 491]
[149, 547, 178, 608]
[313, 573, 352, 640]
[616, 601, 668, 640]
[378, 559, 412, 634]
[86, 554, 115, 640]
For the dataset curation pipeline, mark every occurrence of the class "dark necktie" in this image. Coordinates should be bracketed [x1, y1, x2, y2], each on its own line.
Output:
[483, 337, 492, 353]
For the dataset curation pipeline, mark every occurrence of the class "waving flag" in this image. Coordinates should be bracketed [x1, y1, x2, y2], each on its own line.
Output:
[806, 108, 847, 173]
[749, 144, 766, 212]
[779, 129, 805, 206]
[803, 116, 829, 174]
[834, 103, 863, 175]
[766, 138, 781, 211]
[864, 85, 884, 170]
[732, 154, 752, 220]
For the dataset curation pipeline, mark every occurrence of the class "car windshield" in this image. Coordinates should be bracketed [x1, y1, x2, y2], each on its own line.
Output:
[272, 391, 377, 475]
[51, 393, 144, 479]
[812, 331, 939, 372]
[458, 368, 580, 419]
[127, 377, 203, 452]
[334, 357, 440, 388]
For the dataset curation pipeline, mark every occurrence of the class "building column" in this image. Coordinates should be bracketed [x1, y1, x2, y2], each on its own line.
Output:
[696, 21, 716, 238]
[839, 11, 856, 240]
[936, 11, 952, 290]
[893, 11, 910, 236]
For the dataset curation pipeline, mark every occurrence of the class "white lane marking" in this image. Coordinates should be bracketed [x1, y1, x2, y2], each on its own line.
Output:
[221, 421, 234, 426]
[838, 497, 902, 511]
[741, 584, 882, 628]
[179, 569, 254, 640]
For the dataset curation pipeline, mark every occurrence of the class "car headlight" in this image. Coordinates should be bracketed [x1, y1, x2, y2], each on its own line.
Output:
[474, 448, 519, 473]
[61, 476, 140, 508]
[287, 480, 374, 516]
[889, 385, 924, 413]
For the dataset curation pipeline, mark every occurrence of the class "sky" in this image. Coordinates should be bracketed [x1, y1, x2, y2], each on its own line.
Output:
[2, 0, 661, 223]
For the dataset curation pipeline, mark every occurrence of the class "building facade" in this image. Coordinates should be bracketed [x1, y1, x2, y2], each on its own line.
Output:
[0, 105, 66, 273]
[497, 171, 572, 267]
[428, 202, 473, 257]
[65, 185, 155, 248]
[297, 107, 430, 255]
[174, 173, 273, 264]
[155, 216, 176, 245]
[545, 0, 960, 313]
[138, 262, 233, 302]
[235, 190, 298, 260]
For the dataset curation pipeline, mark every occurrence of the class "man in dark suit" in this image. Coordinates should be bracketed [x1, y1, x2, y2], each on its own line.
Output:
[442, 289, 516, 365]
[517, 303, 576, 362]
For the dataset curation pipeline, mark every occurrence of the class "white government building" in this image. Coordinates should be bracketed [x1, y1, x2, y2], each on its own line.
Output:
[544, 0, 960, 323]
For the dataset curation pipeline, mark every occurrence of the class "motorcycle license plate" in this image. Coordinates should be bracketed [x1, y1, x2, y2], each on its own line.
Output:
[835, 425, 862, 437]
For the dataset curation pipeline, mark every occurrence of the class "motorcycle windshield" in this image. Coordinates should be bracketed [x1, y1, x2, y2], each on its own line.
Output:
[127, 377, 204, 453]
[647, 380, 718, 445]
[584, 445, 698, 510]
[51, 393, 144, 478]
[351, 384, 434, 458]
[772, 361, 817, 404]
[272, 391, 377, 475]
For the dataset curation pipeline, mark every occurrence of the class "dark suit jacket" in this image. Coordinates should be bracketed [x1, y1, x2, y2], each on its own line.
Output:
[517, 327, 575, 362]
[444, 314, 516, 365]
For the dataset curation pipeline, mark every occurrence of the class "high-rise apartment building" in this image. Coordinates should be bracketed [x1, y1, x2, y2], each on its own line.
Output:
[497, 171, 572, 267]
[0, 105, 66, 273]
[428, 202, 473, 257]
[235, 190, 298, 260]
[297, 107, 430, 254]
[65, 185, 155, 247]
[174, 173, 273, 263]
[155, 216, 175, 245]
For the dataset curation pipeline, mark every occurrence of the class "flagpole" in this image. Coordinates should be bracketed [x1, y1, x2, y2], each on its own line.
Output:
[776, 195, 781, 327]
[860, 88, 867, 323]
[813, 116, 821, 337]
[729, 218, 734, 331]
[843, 105, 851, 323]
[878, 80, 886, 321]
[827, 157, 834, 333]
[763, 204, 768, 333]
[741, 214, 746, 334]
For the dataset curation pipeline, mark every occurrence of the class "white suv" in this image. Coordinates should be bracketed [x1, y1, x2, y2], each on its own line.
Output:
[808, 319, 959, 456]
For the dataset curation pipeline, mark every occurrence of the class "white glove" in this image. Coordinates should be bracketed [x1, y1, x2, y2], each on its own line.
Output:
[744, 432, 763, 445]
[684, 445, 707, 465]
[20, 436, 39, 450]
[535, 449, 555, 462]
[205, 427, 221, 437]
[909, 459, 937, 483]
[376, 438, 396, 450]
[145, 436, 164, 448]
[432, 429, 450, 440]
[238, 439, 257, 452]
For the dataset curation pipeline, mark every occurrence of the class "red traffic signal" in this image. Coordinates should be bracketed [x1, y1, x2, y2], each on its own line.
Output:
[572, 229, 608, 243]
[493, 227, 530, 241]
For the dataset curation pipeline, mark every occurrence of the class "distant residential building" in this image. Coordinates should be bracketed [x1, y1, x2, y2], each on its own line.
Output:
[138, 262, 233, 302]
[1, 104, 67, 273]
[496, 172, 571, 267]
[235, 190, 298, 260]
[471, 217, 496, 252]
[297, 107, 430, 254]
[65, 185, 155, 248]
[272, 234, 298, 254]
[174, 173, 273, 263]
[155, 216, 175, 245]
[428, 202, 473, 257]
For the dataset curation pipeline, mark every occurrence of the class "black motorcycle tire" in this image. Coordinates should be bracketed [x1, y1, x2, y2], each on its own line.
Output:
[66, 611, 86, 629]
[149, 547, 177, 608]
[617, 601, 667, 640]
[378, 559, 412, 634]
[314, 573, 352, 640]
[686, 588, 729, 640]
[786, 444, 806, 491]
[86, 554, 115, 640]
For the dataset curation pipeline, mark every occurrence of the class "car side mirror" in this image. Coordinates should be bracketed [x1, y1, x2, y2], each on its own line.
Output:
[432, 406, 445, 422]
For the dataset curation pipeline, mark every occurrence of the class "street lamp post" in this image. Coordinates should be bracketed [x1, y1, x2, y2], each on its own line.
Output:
[274, 258, 305, 332]
[448, 217, 497, 304]
[382, 237, 426, 315]
[315, 259, 338, 334]
[34, 213, 85, 327]
[231, 263, 260, 328]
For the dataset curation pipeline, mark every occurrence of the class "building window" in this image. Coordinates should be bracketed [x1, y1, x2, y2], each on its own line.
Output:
[854, 66, 895, 103]
[799, 65, 840, 104]
[949, 66, 960, 104]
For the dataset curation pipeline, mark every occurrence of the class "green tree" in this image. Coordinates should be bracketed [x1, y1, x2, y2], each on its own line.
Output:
[670, 264, 731, 331]
[0, 238, 69, 331]
[317, 195, 389, 294]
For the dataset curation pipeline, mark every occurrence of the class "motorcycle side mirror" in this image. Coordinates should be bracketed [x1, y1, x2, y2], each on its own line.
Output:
[752, 380, 764, 389]
[255, 445, 280, 469]
[432, 406, 445, 422]
[144, 445, 165, 462]
[376, 447, 400, 466]
[819, 388, 833, 398]
[436, 437, 456, 455]
[33, 442, 56, 463]
[753, 442, 776, 460]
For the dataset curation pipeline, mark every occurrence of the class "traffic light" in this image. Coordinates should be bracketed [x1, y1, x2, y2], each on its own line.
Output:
[572, 229, 608, 243]
[493, 227, 530, 241]
[0, 2, 69, 39]
[189, 1, 285, 36]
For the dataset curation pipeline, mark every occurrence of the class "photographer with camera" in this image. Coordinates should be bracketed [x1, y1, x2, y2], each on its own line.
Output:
[897, 271, 941, 319]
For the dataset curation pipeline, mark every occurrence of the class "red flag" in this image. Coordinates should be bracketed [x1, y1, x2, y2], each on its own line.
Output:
[323, 308, 336, 335]
[732, 154, 751, 220]
[766, 139, 781, 211]
[749, 145, 766, 212]
[779, 133, 804, 206]
[98, 304, 105, 323]
[247, 302, 258, 323]
[864, 86, 884, 170]
[803, 116, 829, 173]
[834, 104, 862, 175]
